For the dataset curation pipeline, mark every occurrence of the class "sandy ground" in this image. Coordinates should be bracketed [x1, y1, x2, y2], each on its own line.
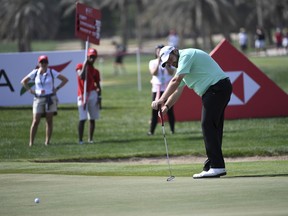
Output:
[55, 38, 167, 55]
[56, 38, 288, 57]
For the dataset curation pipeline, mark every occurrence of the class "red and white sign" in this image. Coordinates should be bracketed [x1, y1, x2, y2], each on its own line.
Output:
[75, 3, 101, 45]
[174, 39, 288, 121]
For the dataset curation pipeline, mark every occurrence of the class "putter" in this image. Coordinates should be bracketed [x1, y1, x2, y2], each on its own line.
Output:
[159, 107, 175, 182]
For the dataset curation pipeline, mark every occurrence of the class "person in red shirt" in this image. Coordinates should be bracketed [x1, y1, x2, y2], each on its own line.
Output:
[275, 27, 284, 55]
[275, 28, 283, 49]
[75, 48, 102, 144]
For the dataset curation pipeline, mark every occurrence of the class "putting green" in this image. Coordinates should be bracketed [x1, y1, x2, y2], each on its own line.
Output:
[0, 174, 287, 216]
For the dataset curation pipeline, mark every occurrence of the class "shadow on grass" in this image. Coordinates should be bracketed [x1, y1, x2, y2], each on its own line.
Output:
[0, 106, 31, 110]
[49, 137, 162, 146]
[227, 173, 288, 178]
[32, 155, 166, 163]
[0, 106, 122, 111]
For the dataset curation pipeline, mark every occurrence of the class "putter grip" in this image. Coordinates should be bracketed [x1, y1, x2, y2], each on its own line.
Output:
[158, 106, 164, 126]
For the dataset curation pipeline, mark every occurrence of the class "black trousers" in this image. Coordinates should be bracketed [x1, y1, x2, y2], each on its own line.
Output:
[150, 92, 175, 134]
[201, 78, 232, 169]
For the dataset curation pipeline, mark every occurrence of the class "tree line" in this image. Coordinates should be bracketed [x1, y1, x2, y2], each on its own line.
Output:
[1, 0, 288, 52]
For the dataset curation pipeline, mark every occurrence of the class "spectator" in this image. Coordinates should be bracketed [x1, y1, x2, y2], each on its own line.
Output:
[112, 41, 126, 75]
[282, 28, 288, 54]
[75, 48, 102, 145]
[274, 27, 283, 55]
[20, 55, 68, 146]
[168, 29, 179, 48]
[238, 27, 248, 53]
[255, 27, 267, 55]
[151, 46, 232, 179]
[148, 45, 176, 136]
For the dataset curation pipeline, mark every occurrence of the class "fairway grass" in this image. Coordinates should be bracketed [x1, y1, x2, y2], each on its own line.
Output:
[1, 160, 288, 215]
[1, 174, 287, 216]
[1, 160, 288, 177]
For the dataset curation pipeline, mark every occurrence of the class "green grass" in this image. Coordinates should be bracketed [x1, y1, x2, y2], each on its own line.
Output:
[1, 108, 287, 161]
[251, 56, 288, 93]
[0, 160, 287, 177]
[1, 174, 288, 216]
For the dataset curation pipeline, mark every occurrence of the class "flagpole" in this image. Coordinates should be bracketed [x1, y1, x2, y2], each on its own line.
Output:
[83, 36, 89, 109]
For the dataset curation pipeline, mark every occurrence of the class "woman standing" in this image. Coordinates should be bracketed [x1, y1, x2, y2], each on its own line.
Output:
[21, 55, 68, 146]
[148, 45, 176, 135]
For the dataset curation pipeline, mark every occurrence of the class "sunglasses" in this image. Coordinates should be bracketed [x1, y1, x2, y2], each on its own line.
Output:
[40, 60, 48, 64]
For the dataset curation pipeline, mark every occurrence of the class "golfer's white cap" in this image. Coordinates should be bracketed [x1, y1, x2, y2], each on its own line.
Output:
[159, 46, 175, 67]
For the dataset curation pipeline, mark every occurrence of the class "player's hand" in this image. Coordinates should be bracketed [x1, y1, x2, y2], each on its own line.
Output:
[29, 89, 35, 95]
[161, 105, 168, 115]
[151, 100, 160, 110]
[158, 105, 168, 118]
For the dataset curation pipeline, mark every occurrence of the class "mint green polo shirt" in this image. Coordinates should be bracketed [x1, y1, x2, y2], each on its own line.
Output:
[176, 49, 228, 96]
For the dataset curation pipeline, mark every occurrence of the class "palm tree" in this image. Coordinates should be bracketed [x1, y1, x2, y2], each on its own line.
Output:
[0, 0, 60, 52]
[96, 0, 131, 49]
[142, 0, 237, 50]
[142, 0, 195, 47]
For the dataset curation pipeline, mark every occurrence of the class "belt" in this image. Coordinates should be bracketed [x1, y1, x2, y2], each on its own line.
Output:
[35, 93, 55, 111]
[203, 77, 230, 97]
[210, 77, 230, 88]
[35, 93, 55, 98]
[217, 77, 230, 84]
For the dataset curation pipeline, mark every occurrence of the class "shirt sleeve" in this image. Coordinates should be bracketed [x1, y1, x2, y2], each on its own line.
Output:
[51, 69, 60, 78]
[176, 54, 194, 76]
[27, 69, 38, 80]
[179, 80, 186, 88]
[149, 59, 157, 72]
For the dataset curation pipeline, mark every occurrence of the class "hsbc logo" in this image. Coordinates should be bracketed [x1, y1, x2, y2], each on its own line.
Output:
[226, 71, 260, 106]
[85, 8, 93, 15]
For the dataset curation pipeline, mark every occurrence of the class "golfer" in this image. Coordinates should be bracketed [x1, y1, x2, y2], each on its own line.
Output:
[75, 48, 101, 144]
[151, 46, 232, 178]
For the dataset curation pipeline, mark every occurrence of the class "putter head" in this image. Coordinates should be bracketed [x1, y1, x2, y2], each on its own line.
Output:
[166, 176, 175, 182]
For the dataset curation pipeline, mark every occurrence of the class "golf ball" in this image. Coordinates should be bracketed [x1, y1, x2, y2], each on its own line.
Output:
[34, 198, 40, 203]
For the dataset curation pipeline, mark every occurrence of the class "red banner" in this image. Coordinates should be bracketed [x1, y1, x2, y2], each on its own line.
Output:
[75, 3, 101, 45]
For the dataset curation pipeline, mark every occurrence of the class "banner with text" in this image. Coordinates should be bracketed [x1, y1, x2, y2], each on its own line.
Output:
[75, 2, 101, 45]
[0, 50, 85, 106]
